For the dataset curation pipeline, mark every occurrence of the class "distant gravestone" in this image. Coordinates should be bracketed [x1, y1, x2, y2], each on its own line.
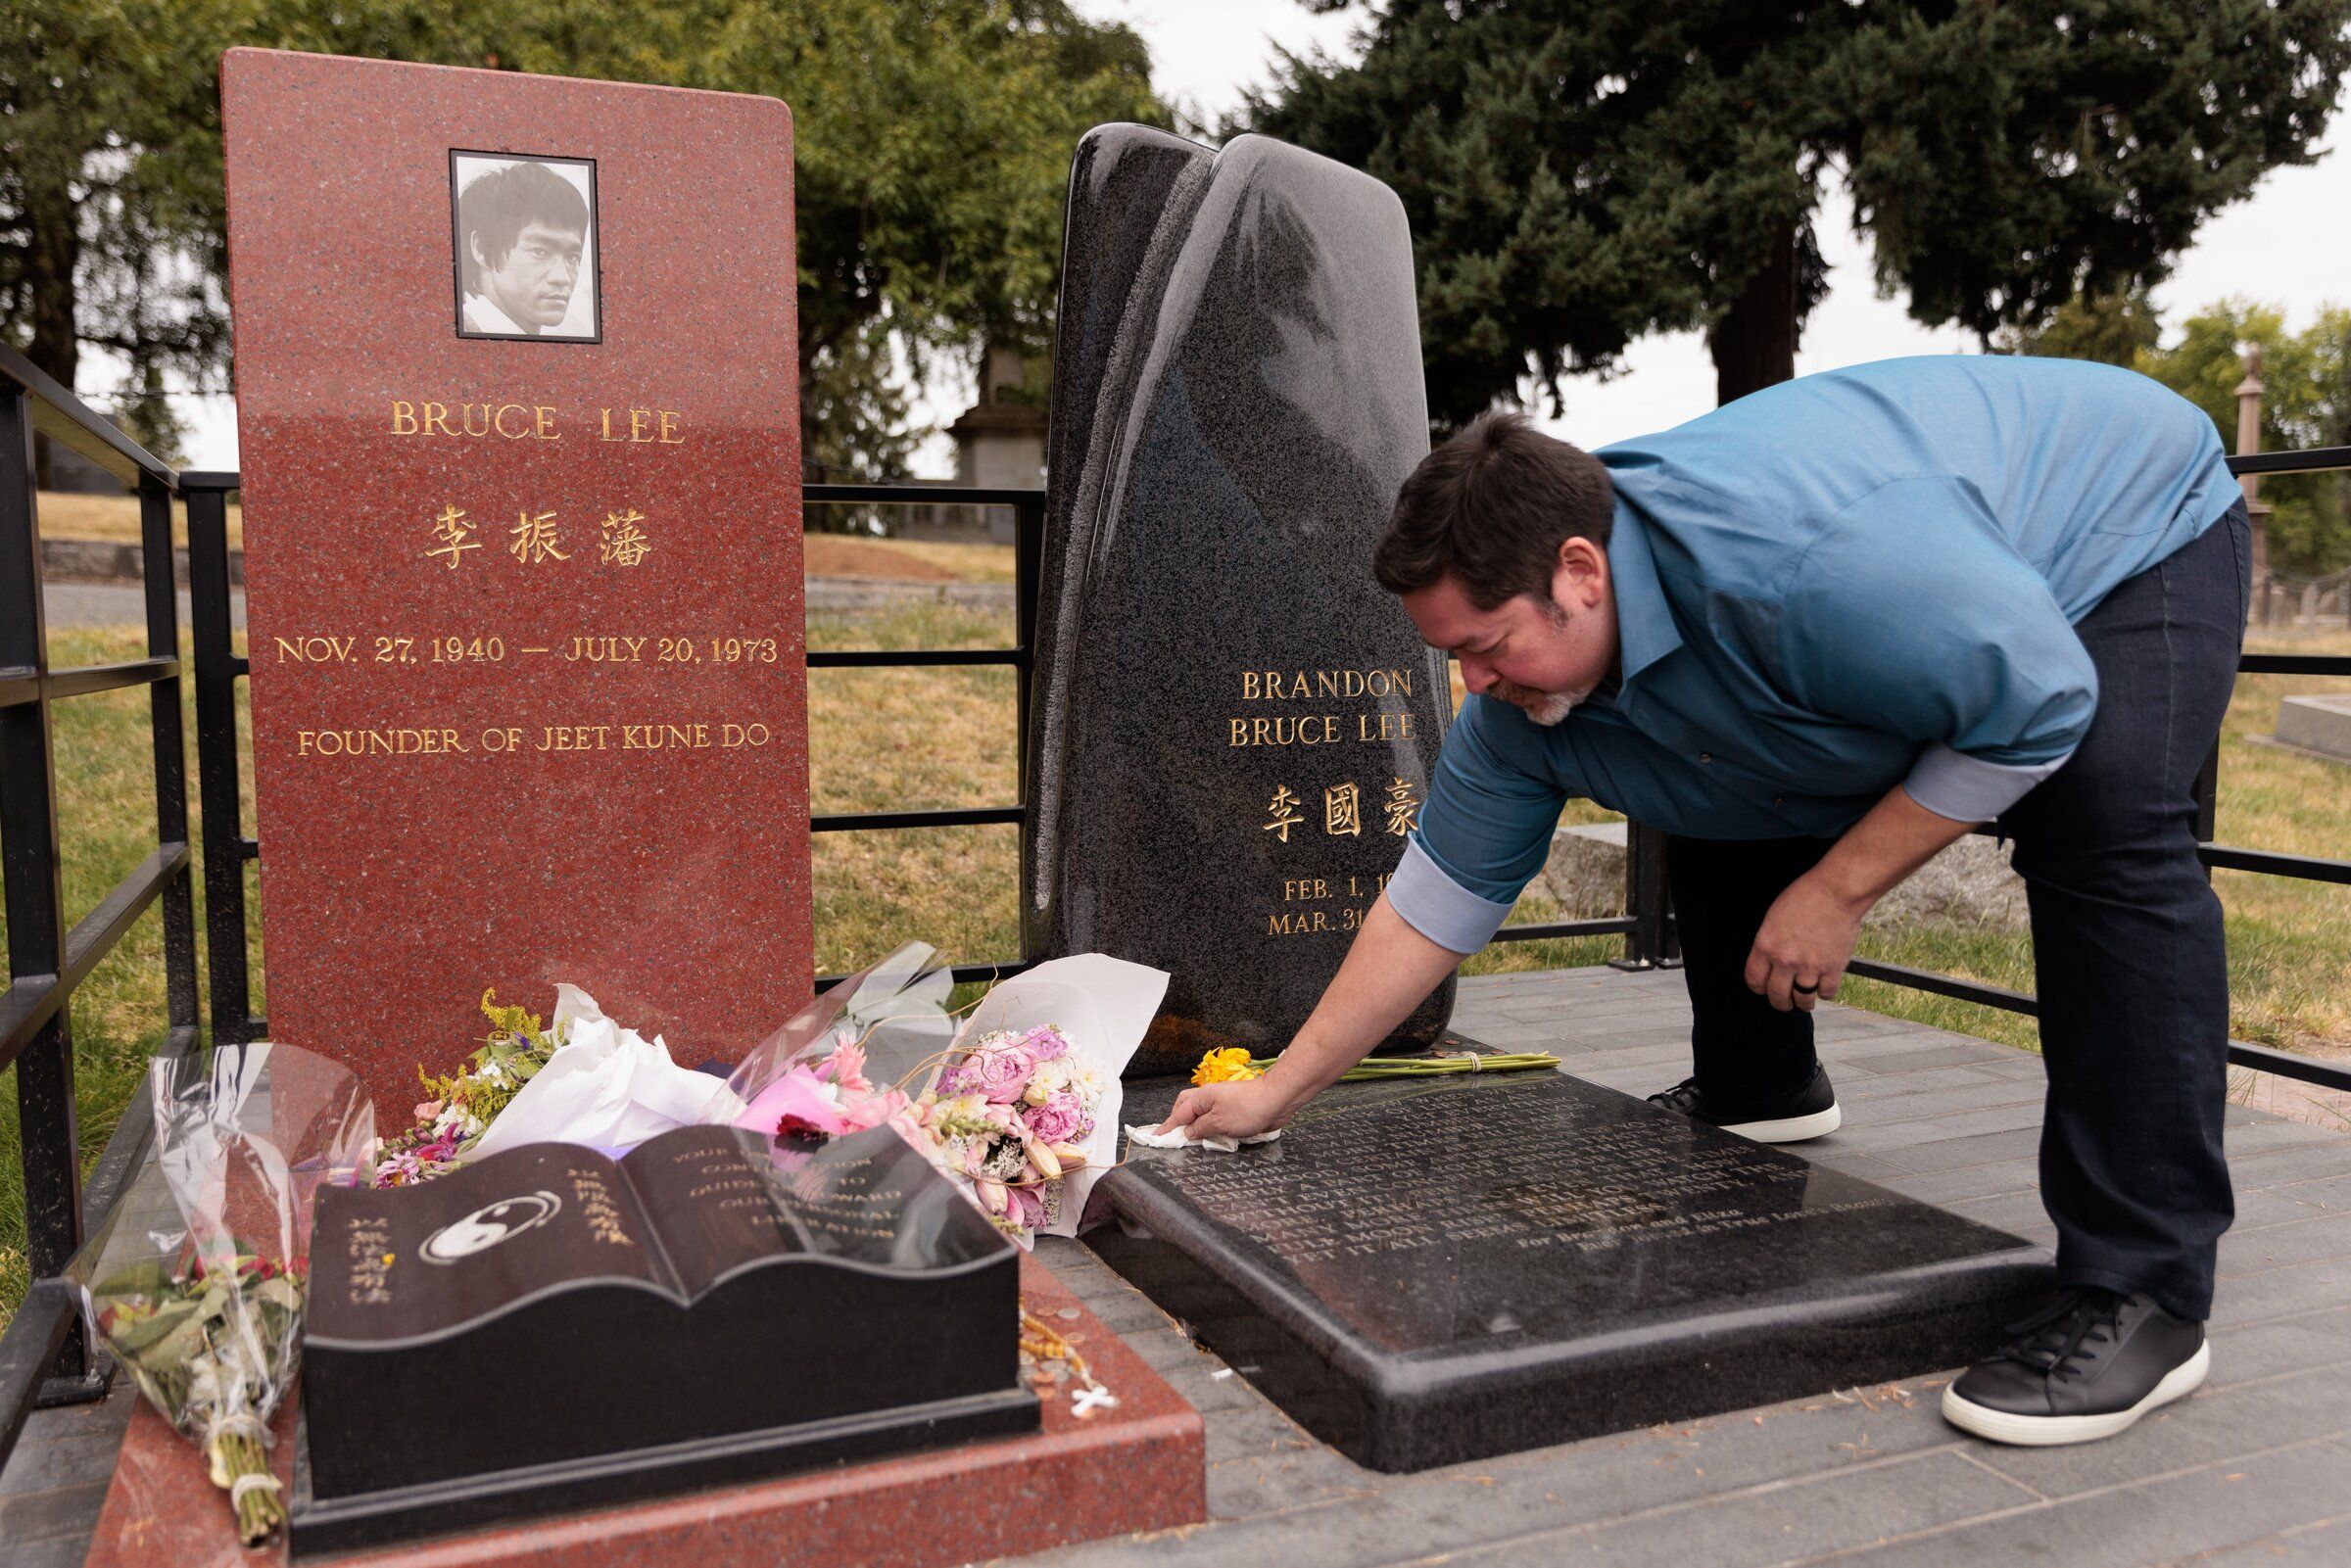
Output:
[1025, 127, 1454, 1074]
[1102, 1072, 2051, 1470]
[220, 50, 811, 1112]
[2273, 693, 2351, 765]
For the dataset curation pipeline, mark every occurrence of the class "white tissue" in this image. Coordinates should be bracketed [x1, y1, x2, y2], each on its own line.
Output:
[468, 984, 743, 1159]
[1124, 1122, 1282, 1155]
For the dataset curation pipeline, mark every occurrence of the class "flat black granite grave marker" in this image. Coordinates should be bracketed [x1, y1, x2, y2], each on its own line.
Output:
[1097, 1071, 2052, 1471]
[291, 1124, 1032, 1554]
[1025, 125, 1455, 1074]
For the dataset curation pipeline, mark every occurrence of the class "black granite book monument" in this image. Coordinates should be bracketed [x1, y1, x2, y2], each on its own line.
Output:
[1024, 125, 1456, 1074]
[291, 1124, 1032, 1554]
[1101, 1071, 2052, 1471]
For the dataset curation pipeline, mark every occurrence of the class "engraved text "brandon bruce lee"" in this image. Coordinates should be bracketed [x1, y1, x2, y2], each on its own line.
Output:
[1228, 666, 1418, 747]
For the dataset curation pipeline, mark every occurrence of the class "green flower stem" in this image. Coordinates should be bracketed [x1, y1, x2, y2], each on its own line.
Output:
[206, 1430, 283, 1544]
[1244, 1052, 1560, 1080]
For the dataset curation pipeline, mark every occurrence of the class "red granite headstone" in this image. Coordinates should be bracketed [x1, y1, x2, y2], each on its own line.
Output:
[221, 49, 811, 1114]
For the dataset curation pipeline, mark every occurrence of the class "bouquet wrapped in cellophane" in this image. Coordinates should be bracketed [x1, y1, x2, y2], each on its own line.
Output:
[725, 943, 1167, 1247]
[66, 1043, 373, 1544]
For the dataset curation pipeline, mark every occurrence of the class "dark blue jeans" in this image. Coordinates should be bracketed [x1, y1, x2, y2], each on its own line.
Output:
[1668, 501, 2249, 1321]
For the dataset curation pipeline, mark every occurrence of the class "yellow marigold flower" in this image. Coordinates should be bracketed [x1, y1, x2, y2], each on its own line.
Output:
[1192, 1047, 1262, 1086]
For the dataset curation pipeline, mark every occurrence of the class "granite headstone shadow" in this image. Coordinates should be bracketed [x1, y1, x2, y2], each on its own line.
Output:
[1024, 125, 1455, 1076]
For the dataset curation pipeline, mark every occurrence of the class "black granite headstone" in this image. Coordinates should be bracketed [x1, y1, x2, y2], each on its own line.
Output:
[1025, 126, 1456, 1074]
[291, 1124, 1032, 1555]
[1097, 1071, 2053, 1471]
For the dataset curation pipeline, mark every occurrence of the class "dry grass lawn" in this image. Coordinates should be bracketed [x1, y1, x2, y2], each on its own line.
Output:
[37, 489, 245, 550]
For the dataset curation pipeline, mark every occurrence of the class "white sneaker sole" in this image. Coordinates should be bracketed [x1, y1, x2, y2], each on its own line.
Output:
[1941, 1339, 2210, 1447]
[1720, 1103, 1842, 1142]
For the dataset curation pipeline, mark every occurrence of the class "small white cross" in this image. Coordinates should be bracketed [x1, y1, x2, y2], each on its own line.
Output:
[1070, 1384, 1120, 1417]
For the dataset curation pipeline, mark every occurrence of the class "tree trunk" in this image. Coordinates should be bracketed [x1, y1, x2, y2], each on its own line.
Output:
[1708, 225, 1799, 405]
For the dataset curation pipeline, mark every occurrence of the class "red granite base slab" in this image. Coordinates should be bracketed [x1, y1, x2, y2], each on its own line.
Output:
[81, 1255, 1204, 1567]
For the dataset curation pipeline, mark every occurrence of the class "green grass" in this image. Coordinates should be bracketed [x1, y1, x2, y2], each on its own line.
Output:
[5, 606, 2347, 1329]
[0, 624, 258, 1331]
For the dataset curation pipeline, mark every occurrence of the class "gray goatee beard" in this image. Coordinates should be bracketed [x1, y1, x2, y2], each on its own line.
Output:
[1494, 680, 1585, 727]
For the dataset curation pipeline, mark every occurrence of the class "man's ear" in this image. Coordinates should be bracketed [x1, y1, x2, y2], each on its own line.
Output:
[1553, 535, 1608, 612]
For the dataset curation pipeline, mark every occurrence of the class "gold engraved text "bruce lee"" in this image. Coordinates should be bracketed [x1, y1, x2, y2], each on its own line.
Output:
[388, 402, 686, 444]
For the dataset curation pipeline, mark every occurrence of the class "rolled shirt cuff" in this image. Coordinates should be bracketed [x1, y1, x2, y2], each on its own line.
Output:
[1386, 836, 1514, 956]
[1901, 741, 2074, 824]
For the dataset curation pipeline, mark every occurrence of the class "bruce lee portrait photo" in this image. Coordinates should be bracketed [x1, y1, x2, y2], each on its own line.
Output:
[451, 151, 600, 341]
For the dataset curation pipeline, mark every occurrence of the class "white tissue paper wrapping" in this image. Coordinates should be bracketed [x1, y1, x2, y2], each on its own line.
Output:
[468, 984, 743, 1159]
[1123, 1123, 1282, 1155]
[947, 953, 1169, 1241]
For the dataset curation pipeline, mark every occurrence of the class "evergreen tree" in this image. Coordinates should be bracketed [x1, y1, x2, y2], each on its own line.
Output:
[1247, 2, 2351, 427]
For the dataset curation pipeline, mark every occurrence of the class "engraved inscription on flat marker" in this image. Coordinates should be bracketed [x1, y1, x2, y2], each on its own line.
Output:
[1098, 1070, 2052, 1469]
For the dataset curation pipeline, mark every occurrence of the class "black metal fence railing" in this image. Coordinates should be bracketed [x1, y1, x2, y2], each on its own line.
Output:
[0, 345, 200, 1476]
[801, 485, 1044, 988]
[157, 451, 2351, 1055]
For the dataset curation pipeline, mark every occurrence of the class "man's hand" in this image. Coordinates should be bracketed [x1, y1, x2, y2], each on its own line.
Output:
[1745, 869, 1867, 1012]
[1154, 1075, 1299, 1143]
[1144, 892, 1465, 1141]
[1746, 783, 1979, 1011]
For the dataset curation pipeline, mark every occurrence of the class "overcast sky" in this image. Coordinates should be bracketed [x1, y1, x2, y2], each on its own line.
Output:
[151, 5, 2348, 468]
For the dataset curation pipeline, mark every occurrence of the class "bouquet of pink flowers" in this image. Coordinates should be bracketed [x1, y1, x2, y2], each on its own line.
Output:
[727, 946, 1164, 1246]
[918, 1022, 1103, 1234]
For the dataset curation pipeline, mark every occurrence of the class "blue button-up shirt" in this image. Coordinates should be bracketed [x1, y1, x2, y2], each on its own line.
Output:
[1389, 356, 2238, 954]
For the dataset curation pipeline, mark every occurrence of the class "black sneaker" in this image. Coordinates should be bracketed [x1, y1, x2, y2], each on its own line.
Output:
[1942, 1288, 2209, 1447]
[1646, 1064, 1841, 1142]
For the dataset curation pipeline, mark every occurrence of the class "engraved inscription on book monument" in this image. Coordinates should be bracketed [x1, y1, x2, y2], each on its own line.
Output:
[296, 1124, 1032, 1553]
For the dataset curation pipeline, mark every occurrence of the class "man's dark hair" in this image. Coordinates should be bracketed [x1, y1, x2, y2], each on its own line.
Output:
[1372, 411, 1614, 609]
[458, 162, 590, 289]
